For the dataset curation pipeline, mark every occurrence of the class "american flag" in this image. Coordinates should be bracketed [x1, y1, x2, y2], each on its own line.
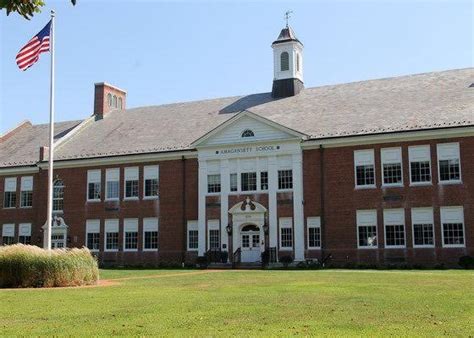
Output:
[16, 20, 51, 71]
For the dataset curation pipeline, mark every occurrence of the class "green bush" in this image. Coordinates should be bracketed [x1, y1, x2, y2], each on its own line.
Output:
[279, 255, 294, 268]
[0, 244, 99, 288]
[458, 256, 474, 269]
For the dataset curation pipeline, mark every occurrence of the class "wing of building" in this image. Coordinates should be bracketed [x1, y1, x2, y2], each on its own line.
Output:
[1, 25, 473, 267]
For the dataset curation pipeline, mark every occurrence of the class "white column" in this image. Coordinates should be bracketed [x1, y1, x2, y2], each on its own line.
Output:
[268, 156, 278, 250]
[198, 159, 207, 256]
[220, 159, 230, 254]
[292, 152, 305, 261]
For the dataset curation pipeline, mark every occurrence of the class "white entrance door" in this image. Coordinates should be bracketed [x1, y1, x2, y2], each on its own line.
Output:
[241, 224, 261, 263]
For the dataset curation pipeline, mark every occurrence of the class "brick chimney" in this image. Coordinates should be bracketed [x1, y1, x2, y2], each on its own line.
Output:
[94, 82, 126, 118]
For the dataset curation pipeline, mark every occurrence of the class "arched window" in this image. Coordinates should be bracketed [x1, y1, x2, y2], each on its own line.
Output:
[296, 53, 300, 72]
[53, 179, 64, 212]
[113, 95, 117, 108]
[280, 52, 289, 71]
[107, 93, 112, 107]
[241, 129, 254, 138]
[118, 97, 123, 109]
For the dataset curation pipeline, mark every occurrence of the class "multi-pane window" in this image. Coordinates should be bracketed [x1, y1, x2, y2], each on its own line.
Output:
[105, 219, 119, 251]
[278, 170, 293, 190]
[209, 229, 220, 249]
[207, 174, 221, 193]
[86, 219, 100, 251]
[307, 217, 321, 248]
[230, 173, 238, 192]
[2, 224, 15, 245]
[20, 176, 33, 208]
[381, 148, 403, 186]
[260, 171, 268, 190]
[437, 143, 461, 183]
[441, 206, 465, 247]
[105, 168, 120, 201]
[354, 150, 375, 187]
[409, 145, 431, 184]
[143, 218, 159, 250]
[411, 208, 434, 247]
[87, 170, 101, 201]
[124, 218, 138, 251]
[280, 51, 289, 71]
[3, 177, 17, 208]
[384, 209, 405, 248]
[241, 129, 254, 137]
[241, 172, 257, 191]
[124, 167, 139, 199]
[144, 166, 159, 199]
[280, 218, 293, 249]
[53, 179, 64, 212]
[18, 223, 32, 245]
[187, 221, 199, 251]
[357, 210, 378, 248]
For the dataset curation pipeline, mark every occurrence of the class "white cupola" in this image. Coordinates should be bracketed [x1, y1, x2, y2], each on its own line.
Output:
[271, 25, 304, 98]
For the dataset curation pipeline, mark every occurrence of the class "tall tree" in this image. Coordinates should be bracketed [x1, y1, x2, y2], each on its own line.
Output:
[0, 0, 75, 20]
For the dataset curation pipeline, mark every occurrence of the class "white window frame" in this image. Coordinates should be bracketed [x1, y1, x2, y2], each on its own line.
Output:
[440, 206, 465, 248]
[381, 147, 403, 187]
[105, 168, 120, 201]
[279, 217, 293, 250]
[3, 177, 17, 209]
[18, 223, 32, 244]
[87, 170, 101, 202]
[356, 209, 378, 249]
[123, 218, 139, 252]
[124, 167, 139, 200]
[19, 176, 33, 208]
[411, 207, 435, 248]
[354, 149, 376, 189]
[207, 219, 220, 250]
[2, 223, 15, 244]
[143, 217, 159, 251]
[143, 165, 159, 200]
[207, 174, 221, 194]
[307, 217, 321, 249]
[104, 219, 119, 252]
[383, 209, 406, 249]
[437, 143, 462, 185]
[85, 219, 100, 252]
[408, 145, 432, 186]
[187, 220, 199, 251]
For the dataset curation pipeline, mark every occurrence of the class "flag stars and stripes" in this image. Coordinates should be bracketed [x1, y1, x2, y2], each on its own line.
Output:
[16, 20, 51, 71]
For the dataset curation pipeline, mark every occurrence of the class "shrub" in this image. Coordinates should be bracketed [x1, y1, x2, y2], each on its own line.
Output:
[279, 255, 294, 268]
[0, 244, 99, 288]
[196, 256, 208, 269]
[458, 256, 474, 269]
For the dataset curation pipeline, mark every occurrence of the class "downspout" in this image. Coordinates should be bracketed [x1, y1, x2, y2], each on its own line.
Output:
[319, 145, 326, 261]
[181, 156, 187, 265]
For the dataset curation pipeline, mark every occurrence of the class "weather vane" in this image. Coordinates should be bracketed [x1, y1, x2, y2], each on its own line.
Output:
[285, 10, 293, 28]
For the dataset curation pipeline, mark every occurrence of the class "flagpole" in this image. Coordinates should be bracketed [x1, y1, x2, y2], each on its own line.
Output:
[44, 10, 55, 250]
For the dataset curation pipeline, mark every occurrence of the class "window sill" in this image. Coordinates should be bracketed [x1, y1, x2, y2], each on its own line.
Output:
[143, 196, 159, 200]
[143, 248, 159, 252]
[277, 189, 293, 193]
[123, 249, 138, 252]
[381, 184, 404, 188]
[206, 192, 221, 196]
[442, 244, 465, 248]
[413, 245, 435, 249]
[307, 247, 321, 250]
[104, 249, 119, 252]
[384, 246, 406, 249]
[354, 185, 376, 190]
[123, 197, 139, 201]
[2, 207, 16, 210]
[87, 199, 101, 203]
[105, 198, 119, 202]
[438, 180, 462, 186]
[19, 206, 33, 209]
[187, 248, 199, 252]
[357, 246, 378, 250]
[409, 182, 432, 187]
[280, 247, 293, 251]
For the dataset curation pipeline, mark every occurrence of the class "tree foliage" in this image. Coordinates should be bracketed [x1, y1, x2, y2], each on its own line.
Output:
[0, 0, 76, 20]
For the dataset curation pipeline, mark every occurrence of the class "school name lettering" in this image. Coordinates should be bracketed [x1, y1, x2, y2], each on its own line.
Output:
[216, 145, 280, 155]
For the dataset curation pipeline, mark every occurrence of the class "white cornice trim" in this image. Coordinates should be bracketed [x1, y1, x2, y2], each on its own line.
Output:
[0, 166, 39, 176]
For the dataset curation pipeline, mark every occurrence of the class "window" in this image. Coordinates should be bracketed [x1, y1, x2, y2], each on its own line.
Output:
[104, 219, 119, 251]
[124, 218, 138, 251]
[441, 206, 465, 247]
[207, 174, 221, 193]
[307, 217, 321, 249]
[143, 218, 159, 250]
[107, 93, 112, 107]
[3, 177, 17, 208]
[53, 179, 64, 212]
[20, 176, 33, 208]
[296, 53, 300, 72]
[113, 95, 117, 108]
[278, 170, 293, 190]
[381, 147, 403, 186]
[279, 218, 293, 249]
[384, 209, 406, 248]
[124, 167, 139, 199]
[86, 219, 100, 251]
[241, 172, 257, 191]
[409, 145, 431, 185]
[230, 173, 238, 192]
[144, 166, 159, 199]
[187, 221, 198, 251]
[18, 223, 31, 245]
[411, 208, 434, 247]
[118, 97, 123, 109]
[241, 129, 254, 137]
[260, 171, 268, 190]
[354, 150, 375, 188]
[2, 224, 15, 245]
[87, 170, 101, 201]
[437, 143, 461, 183]
[209, 229, 220, 249]
[105, 168, 120, 201]
[280, 51, 289, 71]
[357, 210, 378, 248]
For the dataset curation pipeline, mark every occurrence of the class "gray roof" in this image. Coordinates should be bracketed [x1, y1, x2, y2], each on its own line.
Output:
[272, 26, 301, 45]
[1, 68, 473, 167]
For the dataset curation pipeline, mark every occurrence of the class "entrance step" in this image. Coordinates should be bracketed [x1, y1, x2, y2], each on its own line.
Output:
[207, 262, 263, 270]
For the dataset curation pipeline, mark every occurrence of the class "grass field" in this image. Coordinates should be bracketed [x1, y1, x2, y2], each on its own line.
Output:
[1, 269, 473, 336]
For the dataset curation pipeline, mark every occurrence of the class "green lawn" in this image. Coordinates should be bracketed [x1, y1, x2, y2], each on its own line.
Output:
[1, 269, 473, 336]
